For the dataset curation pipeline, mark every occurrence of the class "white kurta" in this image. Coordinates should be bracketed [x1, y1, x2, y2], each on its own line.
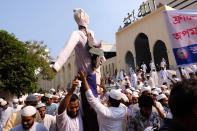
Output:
[42, 114, 56, 131]
[10, 122, 47, 131]
[130, 73, 137, 87]
[85, 89, 126, 131]
[160, 61, 166, 68]
[141, 64, 147, 73]
[160, 70, 168, 83]
[151, 71, 159, 86]
[149, 62, 155, 71]
[56, 109, 83, 131]
[0, 107, 14, 129]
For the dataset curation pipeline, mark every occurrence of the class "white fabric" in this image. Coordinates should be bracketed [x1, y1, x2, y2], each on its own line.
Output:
[26, 94, 37, 102]
[141, 86, 151, 93]
[10, 122, 47, 131]
[86, 89, 126, 131]
[19, 98, 23, 102]
[161, 85, 167, 89]
[22, 106, 36, 117]
[125, 89, 132, 95]
[147, 77, 155, 88]
[151, 71, 159, 86]
[56, 109, 83, 131]
[149, 62, 155, 71]
[73, 8, 89, 28]
[157, 94, 167, 101]
[46, 94, 53, 99]
[0, 107, 14, 128]
[36, 103, 46, 109]
[109, 90, 122, 100]
[42, 114, 56, 131]
[132, 92, 139, 98]
[160, 61, 166, 68]
[152, 91, 159, 96]
[141, 64, 147, 73]
[160, 69, 168, 83]
[13, 99, 18, 103]
[1, 101, 7, 106]
[130, 73, 137, 87]
[53, 30, 98, 73]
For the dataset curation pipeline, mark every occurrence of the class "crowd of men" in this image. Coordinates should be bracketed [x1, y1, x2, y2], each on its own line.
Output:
[0, 59, 197, 131]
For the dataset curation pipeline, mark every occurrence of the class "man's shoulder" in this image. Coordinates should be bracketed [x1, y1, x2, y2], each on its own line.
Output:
[34, 122, 47, 129]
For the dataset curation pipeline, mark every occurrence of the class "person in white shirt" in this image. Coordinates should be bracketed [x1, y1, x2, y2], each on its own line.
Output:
[79, 70, 127, 131]
[160, 67, 168, 83]
[36, 103, 56, 131]
[149, 60, 155, 71]
[10, 106, 47, 131]
[129, 70, 137, 87]
[151, 68, 159, 86]
[56, 80, 83, 131]
[147, 75, 155, 88]
[141, 62, 147, 74]
[0, 100, 14, 129]
[160, 58, 166, 69]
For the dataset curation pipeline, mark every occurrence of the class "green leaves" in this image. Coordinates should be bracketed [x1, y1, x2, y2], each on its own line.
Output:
[0, 30, 56, 95]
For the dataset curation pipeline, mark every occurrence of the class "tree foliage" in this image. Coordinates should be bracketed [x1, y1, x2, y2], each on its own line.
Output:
[0, 30, 55, 95]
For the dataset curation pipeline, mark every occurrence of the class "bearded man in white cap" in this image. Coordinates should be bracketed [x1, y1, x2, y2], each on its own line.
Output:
[12, 99, 21, 112]
[79, 70, 126, 131]
[10, 106, 47, 131]
[0, 100, 13, 129]
[36, 103, 56, 131]
[3, 94, 42, 131]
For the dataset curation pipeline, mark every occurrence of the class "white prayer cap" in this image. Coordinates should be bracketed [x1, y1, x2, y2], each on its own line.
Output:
[141, 86, 151, 93]
[40, 94, 44, 97]
[152, 91, 159, 96]
[151, 86, 156, 90]
[33, 93, 40, 96]
[135, 90, 140, 93]
[22, 106, 36, 117]
[130, 87, 135, 91]
[121, 93, 129, 103]
[50, 88, 55, 92]
[155, 88, 162, 94]
[157, 94, 167, 101]
[53, 95, 59, 98]
[1, 100, 7, 106]
[19, 98, 24, 102]
[0, 98, 4, 103]
[132, 92, 139, 98]
[163, 90, 170, 95]
[73, 8, 89, 28]
[174, 78, 180, 81]
[109, 90, 122, 101]
[36, 103, 46, 109]
[45, 94, 52, 99]
[125, 89, 132, 95]
[144, 126, 154, 131]
[161, 85, 168, 89]
[26, 94, 37, 102]
[13, 98, 18, 103]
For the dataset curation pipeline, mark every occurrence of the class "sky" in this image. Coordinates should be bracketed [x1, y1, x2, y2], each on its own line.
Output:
[0, 0, 145, 59]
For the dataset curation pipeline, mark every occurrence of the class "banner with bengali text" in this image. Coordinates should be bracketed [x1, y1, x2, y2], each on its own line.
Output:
[163, 10, 197, 66]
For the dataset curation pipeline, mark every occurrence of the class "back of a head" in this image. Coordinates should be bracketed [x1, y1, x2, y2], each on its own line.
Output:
[169, 79, 197, 117]
[138, 95, 154, 108]
[109, 96, 120, 107]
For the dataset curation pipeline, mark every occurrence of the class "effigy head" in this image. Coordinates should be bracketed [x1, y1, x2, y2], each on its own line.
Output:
[73, 8, 89, 28]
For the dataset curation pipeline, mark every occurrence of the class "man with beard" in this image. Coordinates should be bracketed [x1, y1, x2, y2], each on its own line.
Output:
[36, 103, 56, 131]
[56, 80, 83, 131]
[126, 95, 160, 131]
[10, 106, 47, 131]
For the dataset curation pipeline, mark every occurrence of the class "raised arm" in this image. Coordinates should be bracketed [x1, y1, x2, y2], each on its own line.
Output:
[53, 31, 80, 72]
[58, 80, 79, 115]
